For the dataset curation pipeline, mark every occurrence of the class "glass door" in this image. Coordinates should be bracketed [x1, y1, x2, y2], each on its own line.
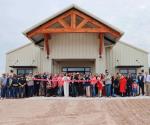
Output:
[62, 67, 91, 74]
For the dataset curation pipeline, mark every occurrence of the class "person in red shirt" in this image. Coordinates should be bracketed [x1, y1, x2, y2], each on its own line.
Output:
[91, 75, 97, 97]
[57, 74, 64, 96]
[119, 75, 127, 97]
[97, 74, 104, 97]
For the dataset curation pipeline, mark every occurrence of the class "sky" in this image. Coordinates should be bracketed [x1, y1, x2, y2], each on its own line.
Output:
[0, 0, 150, 74]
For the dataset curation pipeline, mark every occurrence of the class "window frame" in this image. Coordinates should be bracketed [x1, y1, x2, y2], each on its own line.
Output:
[17, 68, 33, 75]
[62, 67, 91, 73]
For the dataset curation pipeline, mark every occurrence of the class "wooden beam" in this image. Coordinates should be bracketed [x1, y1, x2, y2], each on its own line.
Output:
[74, 10, 121, 38]
[27, 28, 107, 38]
[74, 10, 102, 28]
[44, 34, 50, 59]
[76, 19, 88, 29]
[27, 28, 120, 40]
[99, 33, 104, 58]
[27, 11, 72, 38]
[71, 12, 76, 29]
[58, 19, 70, 28]
[27, 9, 121, 39]
[34, 28, 108, 34]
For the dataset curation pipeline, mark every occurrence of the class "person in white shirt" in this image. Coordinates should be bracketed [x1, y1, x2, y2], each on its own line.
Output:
[104, 70, 112, 97]
[62, 73, 70, 97]
[144, 72, 150, 96]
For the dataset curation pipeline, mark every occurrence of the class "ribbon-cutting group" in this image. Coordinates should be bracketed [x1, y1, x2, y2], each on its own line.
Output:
[0, 69, 150, 99]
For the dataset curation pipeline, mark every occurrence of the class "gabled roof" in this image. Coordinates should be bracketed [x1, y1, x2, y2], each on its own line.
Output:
[6, 43, 32, 54]
[23, 4, 124, 44]
[23, 4, 124, 35]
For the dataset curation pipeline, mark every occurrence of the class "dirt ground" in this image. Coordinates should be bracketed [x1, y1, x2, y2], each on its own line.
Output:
[0, 97, 150, 125]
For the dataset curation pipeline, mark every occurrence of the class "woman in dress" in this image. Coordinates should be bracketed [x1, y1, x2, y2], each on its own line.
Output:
[62, 73, 70, 97]
[119, 75, 127, 97]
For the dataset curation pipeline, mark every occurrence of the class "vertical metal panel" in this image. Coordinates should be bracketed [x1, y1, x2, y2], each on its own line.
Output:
[6, 44, 41, 73]
[50, 33, 99, 59]
[40, 50, 52, 73]
[112, 42, 149, 73]
[48, 33, 106, 74]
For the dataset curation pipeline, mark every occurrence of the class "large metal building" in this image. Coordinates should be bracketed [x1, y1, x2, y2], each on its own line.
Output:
[6, 5, 149, 77]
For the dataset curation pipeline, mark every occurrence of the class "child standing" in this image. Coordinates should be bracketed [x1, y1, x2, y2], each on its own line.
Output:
[132, 80, 138, 96]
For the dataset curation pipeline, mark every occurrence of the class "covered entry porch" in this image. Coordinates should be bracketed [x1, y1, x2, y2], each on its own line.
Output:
[24, 5, 123, 74]
[52, 59, 95, 74]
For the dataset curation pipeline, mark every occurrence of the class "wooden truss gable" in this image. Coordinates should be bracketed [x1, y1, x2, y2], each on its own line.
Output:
[26, 8, 122, 59]
[27, 9, 121, 39]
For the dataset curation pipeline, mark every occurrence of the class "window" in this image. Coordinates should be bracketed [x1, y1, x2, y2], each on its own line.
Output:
[17, 68, 33, 75]
[119, 68, 137, 79]
[67, 68, 85, 72]
[62, 68, 67, 72]
[120, 69, 128, 74]
[85, 68, 90, 72]
[62, 67, 91, 73]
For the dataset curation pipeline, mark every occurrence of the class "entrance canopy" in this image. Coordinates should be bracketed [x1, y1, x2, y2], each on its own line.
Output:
[23, 5, 123, 58]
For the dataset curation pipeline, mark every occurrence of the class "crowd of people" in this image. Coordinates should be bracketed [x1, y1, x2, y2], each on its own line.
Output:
[0, 69, 150, 99]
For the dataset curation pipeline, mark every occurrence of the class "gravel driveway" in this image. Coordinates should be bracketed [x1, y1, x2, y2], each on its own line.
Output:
[0, 97, 150, 125]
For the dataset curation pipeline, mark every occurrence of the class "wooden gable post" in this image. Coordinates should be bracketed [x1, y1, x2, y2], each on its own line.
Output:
[71, 12, 76, 29]
[99, 33, 104, 58]
[44, 34, 51, 59]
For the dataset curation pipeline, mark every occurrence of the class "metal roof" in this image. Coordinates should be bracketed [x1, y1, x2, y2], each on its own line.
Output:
[119, 41, 149, 54]
[6, 43, 32, 54]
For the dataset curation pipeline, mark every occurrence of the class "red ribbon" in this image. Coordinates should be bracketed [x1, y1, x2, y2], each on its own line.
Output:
[32, 78, 101, 83]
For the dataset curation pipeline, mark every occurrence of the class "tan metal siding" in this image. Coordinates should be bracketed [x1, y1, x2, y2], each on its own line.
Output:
[50, 33, 99, 59]
[48, 33, 106, 73]
[6, 44, 41, 73]
[40, 50, 52, 73]
[112, 42, 149, 72]
[105, 47, 111, 70]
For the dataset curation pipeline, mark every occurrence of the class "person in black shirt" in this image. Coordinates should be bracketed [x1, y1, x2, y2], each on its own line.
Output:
[113, 76, 119, 96]
[6, 75, 13, 98]
[84, 74, 91, 97]
[42, 72, 48, 96]
[18, 74, 26, 98]
[12, 74, 19, 98]
[78, 74, 84, 96]
[126, 74, 133, 96]
[74, 73, 80, 97]
[34, 73, 41, 96]
[111, 75, 115, 96]
[137, 72, 145, 95]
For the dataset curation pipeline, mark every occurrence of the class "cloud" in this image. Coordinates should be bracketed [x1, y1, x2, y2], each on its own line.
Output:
[0, 0, 150, 73]
[139, 5, 147, 9]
